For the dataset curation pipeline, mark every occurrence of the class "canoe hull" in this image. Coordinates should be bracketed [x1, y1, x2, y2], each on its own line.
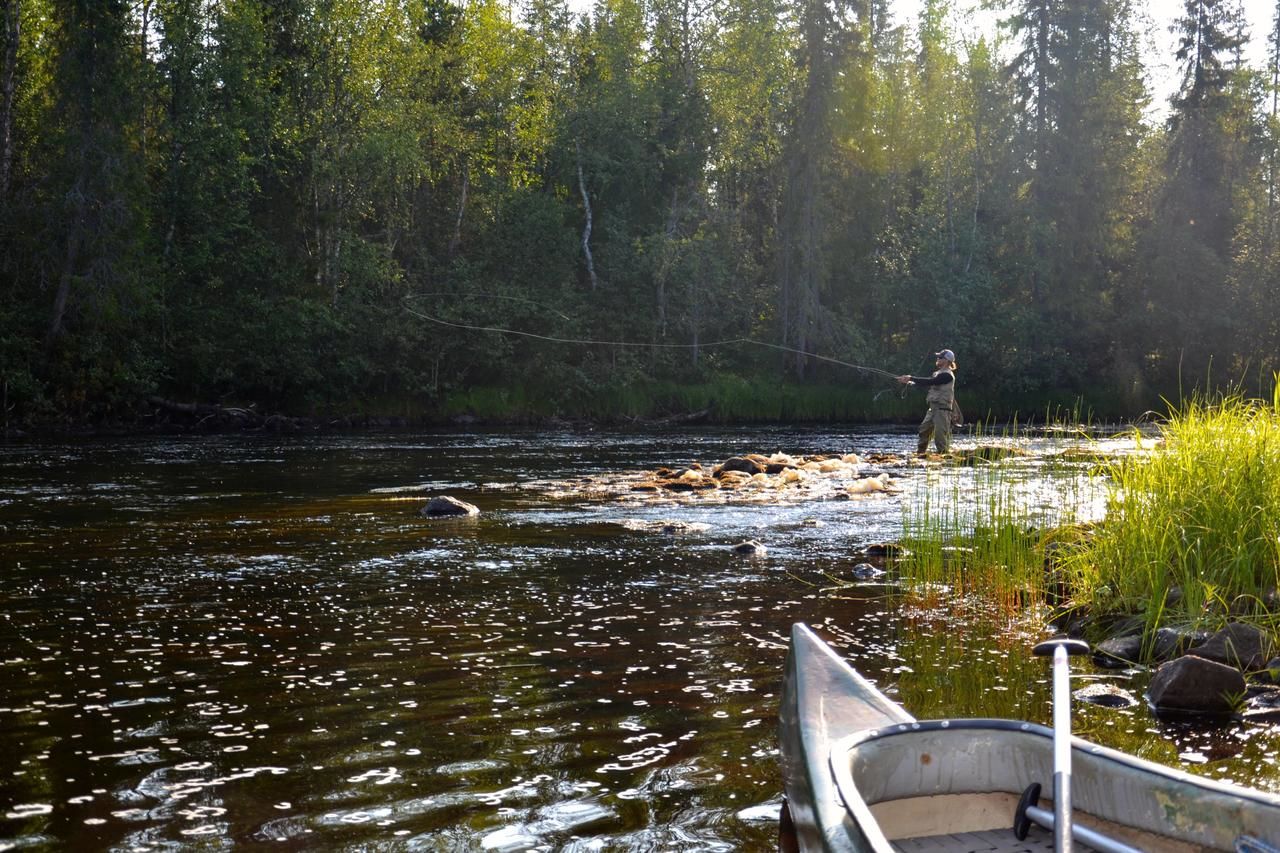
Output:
[779, 623, 912, 852]
[779, 622, 1280, 852]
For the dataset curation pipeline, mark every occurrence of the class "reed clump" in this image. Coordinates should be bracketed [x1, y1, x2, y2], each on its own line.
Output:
[1059, 390, 1280, 634]
[897, 418, 1096, 611]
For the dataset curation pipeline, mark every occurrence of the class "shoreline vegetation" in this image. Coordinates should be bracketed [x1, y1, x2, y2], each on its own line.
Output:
[3, 1, 1279, 460]
[4, 378, 1173, 437]
[894, 386, 1280, 710]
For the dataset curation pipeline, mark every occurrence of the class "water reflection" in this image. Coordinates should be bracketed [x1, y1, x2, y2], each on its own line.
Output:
[1, 428, 1277, 849]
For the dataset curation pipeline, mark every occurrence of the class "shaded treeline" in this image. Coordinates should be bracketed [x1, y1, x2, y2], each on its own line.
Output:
[1, 0, 1278, 426]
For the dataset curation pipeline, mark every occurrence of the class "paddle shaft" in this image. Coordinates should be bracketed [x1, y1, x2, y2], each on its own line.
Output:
[1052, 645, 1072, 852]
[1023, 803, 1144, 853]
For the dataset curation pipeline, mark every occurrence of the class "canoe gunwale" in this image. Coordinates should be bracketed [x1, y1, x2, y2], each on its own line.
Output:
[781, 623, 1280, 852]
[826, 717, 1280, 849]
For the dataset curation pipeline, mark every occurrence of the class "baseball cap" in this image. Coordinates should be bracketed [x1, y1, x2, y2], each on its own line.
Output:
[935, 349, 955, 362]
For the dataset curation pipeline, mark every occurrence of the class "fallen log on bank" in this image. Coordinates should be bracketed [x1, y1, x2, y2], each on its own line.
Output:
[146, 396, 305, 432]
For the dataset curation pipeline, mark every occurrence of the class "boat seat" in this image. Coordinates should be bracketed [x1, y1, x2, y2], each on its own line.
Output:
[893, 825, 1056, 853]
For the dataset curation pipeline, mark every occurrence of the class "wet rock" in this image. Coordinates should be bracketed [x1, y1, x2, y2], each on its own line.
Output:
[1150, 626, 1208, 662]
[421, 496, 480, 517]
[618, 519, 710, 535]
[1186, 623, 1275, 672]
[1259, 658, 1280, 685]
[1241, 687, 1280, 723]
[1265, 588, 1280, 613]
[1093, 635, 1143, 669]
[1147, 655, 1246, 716]
[848, 563, 884, 581]
[1042, 566, 1071, 607]
[715, 470, 754, 488]
[1093, 614, 1146, 640]
[800, 518, 824, 528]
[847, 473, 895, 496]
[718, 456, 766, 476]
[731, 540, 766, 557]
[1073, 683, 1139, 709]
[862, 543, 903, 558]
[1046, 604, 1090, 638]
[1230, 594, 1267, 617]
[954, 445, 1031, 465]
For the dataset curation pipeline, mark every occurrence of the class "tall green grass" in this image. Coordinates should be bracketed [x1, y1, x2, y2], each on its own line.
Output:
[1059, 389, 1280, 633]
[897, 419, 1097, 611]
[897, 393, 1280, 636]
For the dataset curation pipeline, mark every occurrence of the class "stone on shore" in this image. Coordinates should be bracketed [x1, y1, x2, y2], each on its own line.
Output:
[1093, 635, 1143, 669]
[1186, 622, 1274, 672]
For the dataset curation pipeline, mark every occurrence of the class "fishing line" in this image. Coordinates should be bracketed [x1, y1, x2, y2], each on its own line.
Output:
[403, 296, 905, 383]
[412, 291, 576, 322]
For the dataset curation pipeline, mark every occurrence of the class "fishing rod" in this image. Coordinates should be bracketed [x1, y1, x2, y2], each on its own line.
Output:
[402, 297, 906, 384]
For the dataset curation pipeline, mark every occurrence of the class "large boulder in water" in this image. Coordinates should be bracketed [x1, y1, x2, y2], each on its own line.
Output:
[1147, 655, 1245, 716]
[421, 496, 480, 517]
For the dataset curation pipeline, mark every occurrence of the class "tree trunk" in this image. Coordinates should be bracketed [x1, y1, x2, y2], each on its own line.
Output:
[139, 0, 149, 162]
[0, 0, 18, 199]
[576, 140, 598, 290]
[654, 188, 680, 340]
[48, 176, 87, 345]
[448, 160, 468, 257]
[1269, 2, 1279, 218]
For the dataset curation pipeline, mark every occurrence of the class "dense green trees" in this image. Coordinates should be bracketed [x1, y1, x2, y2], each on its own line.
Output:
[0, 0, 1277, 426]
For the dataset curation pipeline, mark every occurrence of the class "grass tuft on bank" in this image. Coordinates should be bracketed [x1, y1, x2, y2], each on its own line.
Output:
[1060, 389, 1280, 634]
[894, 390, 1280, 639]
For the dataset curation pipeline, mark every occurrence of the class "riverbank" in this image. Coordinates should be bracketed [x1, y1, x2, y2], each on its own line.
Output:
[890, 389, 1280, 713]
[4, 378, 1155, 438]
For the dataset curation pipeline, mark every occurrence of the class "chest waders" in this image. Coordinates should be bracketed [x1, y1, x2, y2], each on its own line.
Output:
[917, 368, 956, 454]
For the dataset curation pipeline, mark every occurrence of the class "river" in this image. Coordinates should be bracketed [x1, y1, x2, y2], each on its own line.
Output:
[2, 427, 1277, 850]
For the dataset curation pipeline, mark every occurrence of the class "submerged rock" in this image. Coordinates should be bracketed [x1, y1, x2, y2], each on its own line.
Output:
[731, 540, 766, 557]
[618, 519, 710, 535]
[1147, 655, 1245, 716]
[421, 495, 481, 517]
[1241, 687, 1280, 722]
[848, 562, 885, 581]
[1073, 682, 1139, 709]
[862, 543, 904, 558]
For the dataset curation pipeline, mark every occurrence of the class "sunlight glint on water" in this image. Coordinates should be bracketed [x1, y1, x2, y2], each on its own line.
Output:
[0, 427, 1276, 850]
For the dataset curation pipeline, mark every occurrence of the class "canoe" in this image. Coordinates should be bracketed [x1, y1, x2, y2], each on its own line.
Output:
[778, 622, 1280, 852]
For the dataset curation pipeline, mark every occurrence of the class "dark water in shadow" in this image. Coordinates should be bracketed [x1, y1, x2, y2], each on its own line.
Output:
[1, 427, 1277, 850]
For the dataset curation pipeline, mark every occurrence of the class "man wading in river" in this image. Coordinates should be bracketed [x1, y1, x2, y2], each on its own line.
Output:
[897, 350, 958, 455]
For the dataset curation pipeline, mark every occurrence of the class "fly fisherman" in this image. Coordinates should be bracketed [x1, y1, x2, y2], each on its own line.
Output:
[897, 349, 958, 455]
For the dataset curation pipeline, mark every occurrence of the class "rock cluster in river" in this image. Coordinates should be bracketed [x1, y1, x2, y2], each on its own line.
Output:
[1080, 619, 1280, 719]
[628, 452, 902, 498]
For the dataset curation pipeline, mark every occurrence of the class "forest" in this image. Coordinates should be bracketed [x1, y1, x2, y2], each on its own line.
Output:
[1, 0, 1278, 428]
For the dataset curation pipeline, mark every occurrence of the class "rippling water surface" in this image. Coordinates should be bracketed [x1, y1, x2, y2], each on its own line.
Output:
[2, 427, 1277, 850]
